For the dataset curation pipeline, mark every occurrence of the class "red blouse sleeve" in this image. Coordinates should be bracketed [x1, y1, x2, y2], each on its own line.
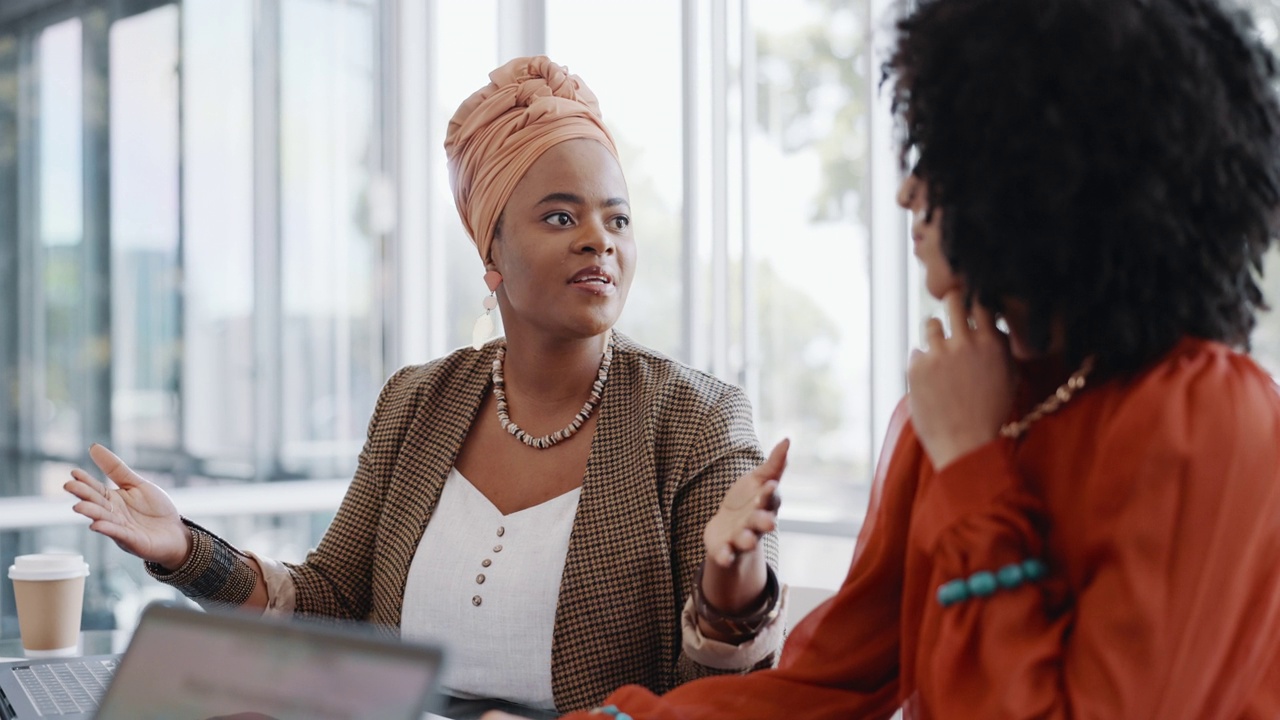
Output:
[557, 400, 922, 720]
[912, 348, 1280, 718]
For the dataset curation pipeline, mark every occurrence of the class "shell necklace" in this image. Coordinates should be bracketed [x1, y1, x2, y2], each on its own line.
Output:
[491, 332, 614, 450]
[999, 355, 1096, 439]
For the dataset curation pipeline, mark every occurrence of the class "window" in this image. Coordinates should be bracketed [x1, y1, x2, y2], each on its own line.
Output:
[546, 0, 685, 358]
[109, 6, 180, 454]
[0, 0, 394, 633]
[749, 0, 874, 534]
[182, 0, 254, 464]
[0, 0, 908, 631]
[430, 0, 500, 355]
[1243, 0, 1280, 373]
[34, 17, 85, 460]
[278, 0, 384, 477]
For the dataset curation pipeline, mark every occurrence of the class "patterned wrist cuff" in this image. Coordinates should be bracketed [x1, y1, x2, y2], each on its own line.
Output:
[145, 518, 257, 607]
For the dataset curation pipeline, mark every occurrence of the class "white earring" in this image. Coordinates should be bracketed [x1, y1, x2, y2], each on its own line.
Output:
[471, 292, 498, 350]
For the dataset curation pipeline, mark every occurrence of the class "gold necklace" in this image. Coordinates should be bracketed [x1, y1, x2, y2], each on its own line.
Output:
[999, 355, 1096, 439]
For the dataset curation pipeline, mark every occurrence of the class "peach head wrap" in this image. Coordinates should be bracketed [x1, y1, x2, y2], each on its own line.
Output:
[445, 56, 619, 267]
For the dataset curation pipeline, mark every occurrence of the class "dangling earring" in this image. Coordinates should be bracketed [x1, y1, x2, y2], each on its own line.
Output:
[471, 269, 503, 351]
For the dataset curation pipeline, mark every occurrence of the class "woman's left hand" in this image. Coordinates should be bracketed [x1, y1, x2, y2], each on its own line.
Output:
[479, 713, 532, 720]
[703, 439, 787, 570]
[907, 290, 1016, 470]
[698, 439, 787, 618]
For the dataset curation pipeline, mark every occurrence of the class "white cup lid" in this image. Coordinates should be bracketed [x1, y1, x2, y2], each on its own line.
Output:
[8, 553, 90, 581]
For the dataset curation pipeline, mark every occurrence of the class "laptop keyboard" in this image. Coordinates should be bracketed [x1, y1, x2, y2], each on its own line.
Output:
[13, 659, 117, 716]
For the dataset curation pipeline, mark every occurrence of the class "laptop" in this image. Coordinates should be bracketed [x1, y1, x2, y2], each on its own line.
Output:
[0, 602, 446, 720]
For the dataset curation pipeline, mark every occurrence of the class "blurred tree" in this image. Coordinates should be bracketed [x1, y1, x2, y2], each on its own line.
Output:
[611, 138, 684, 358]
[748, 0, 867, 442]
[755, 261, 843, 433]
[755, 0, 871, 223]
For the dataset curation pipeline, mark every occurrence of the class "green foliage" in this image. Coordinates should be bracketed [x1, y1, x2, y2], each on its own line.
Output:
[611, 137, 684, 357]
[754, 261, 843, 432]
[755, 0, 871, 223]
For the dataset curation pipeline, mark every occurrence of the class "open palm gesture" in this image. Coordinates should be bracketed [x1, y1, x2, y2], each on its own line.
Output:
[64, 444, 191, 570]
[703, 439, 788, 568]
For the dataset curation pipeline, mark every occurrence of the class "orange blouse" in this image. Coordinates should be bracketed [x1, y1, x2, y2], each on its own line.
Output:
[562, 338, 1280, 719]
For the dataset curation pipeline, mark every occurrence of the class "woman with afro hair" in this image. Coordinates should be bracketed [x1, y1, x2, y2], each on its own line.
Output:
[488, 0, 1280, 717]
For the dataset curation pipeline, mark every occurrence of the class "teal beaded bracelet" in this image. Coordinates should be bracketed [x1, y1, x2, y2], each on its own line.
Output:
[936, 558, 1048, 607]
[590, 705, 633, 720]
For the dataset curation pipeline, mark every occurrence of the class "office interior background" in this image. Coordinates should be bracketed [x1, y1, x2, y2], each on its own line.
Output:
[3, 0, 1280, 635]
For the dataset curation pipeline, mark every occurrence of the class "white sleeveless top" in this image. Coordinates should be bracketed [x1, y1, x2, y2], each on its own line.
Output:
[400, 468, 581, 710]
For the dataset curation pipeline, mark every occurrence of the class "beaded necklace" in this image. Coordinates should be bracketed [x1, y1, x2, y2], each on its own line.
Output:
[491, 332, 614, 450]
[998, 355, 1096, 439]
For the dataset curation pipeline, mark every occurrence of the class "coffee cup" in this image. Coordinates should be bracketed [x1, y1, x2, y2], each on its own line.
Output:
[8, 553, 90, 657]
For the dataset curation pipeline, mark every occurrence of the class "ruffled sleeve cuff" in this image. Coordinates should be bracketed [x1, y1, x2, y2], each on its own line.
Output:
[241, 549, 298, 617]
[680, 584, 788, 670]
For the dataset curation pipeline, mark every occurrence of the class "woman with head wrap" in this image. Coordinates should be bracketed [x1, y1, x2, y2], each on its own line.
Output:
[487, 0, 1280, 718]
[64, 57, 787, 718]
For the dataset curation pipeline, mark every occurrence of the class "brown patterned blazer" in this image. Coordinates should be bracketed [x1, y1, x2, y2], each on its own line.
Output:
[283, 333, 780, 711]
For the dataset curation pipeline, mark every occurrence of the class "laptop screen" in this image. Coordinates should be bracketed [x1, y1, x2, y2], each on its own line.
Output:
[94, 604, 443, 720]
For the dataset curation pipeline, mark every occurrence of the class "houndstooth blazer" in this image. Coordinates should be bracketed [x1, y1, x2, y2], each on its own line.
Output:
[283, 332, 780, 712]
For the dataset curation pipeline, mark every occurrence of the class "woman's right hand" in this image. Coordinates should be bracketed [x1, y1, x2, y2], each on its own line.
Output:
[64, 444, 192, 570]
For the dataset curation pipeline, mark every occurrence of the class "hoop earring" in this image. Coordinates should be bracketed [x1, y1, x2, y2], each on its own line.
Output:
[471, 270, 503, 351]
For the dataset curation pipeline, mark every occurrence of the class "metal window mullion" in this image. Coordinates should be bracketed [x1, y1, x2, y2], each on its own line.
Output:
[0, 1, 57, 27]
[12, 32, 36, 461]
[680, 0, 700, 367]
[251, 0, 282, 482]
[0, 32, 13, 452]
[378, 0, 401, 377]
[496, 0, 544, 61]
[709, 0, 730, 380]
[82, 7, 111, 451]
[0, 21, 27, 646]
[738, 0, 756, 397]
[0, 31, 23, 459]
[398, 0, 431, 365]
[174, 0, 187, 471]
[423, 0, 448, 360]
[867, 0, 909, 456]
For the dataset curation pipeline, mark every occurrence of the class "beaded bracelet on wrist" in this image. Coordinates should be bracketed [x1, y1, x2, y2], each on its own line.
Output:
[691, 561, 782, 643]
[936, 558, 1049, 607]
[144, 517, 257, 608]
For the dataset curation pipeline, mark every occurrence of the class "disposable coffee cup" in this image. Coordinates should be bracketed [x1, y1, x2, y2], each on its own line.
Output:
[8, 553, 90, 658]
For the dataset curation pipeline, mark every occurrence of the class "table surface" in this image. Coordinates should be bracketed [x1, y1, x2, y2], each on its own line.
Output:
[0, 628, 132, 660]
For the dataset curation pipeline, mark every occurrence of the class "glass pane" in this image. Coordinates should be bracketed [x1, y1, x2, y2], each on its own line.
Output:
[36, 18, 84, 457]
[280, 0, 382, 476]
[546, 0, 685, 358]
[0, 32, 14, 457]
[750, 0, 874, 526]
[109, 5, 181, 454]
[182, 0, 254, 464]
[1176, 0, 1280, 373]
[1256, 249, 1280, 373]
[433, 0, 498, 351]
